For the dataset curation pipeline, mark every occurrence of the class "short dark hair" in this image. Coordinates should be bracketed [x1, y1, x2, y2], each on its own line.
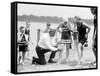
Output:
[47, 23, 50, 26]
[64, 21, 67, 24]
[74, 16, 81, 21]
[19, 26, 24, 31]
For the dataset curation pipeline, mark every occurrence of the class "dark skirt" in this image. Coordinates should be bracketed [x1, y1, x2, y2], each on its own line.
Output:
[78, 36, 87, 45]
[19, 45, 28, 52]
[61, 30, 72, 44]
[61, 31, 71, 40]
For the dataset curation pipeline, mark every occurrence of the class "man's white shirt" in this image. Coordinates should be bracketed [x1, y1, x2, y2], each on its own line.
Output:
[38, 33, 57, 51]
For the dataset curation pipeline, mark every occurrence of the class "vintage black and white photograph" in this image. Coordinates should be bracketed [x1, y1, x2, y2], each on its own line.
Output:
[16, 3, 97, 73]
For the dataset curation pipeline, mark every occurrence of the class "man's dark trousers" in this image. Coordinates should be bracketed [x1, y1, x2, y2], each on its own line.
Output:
[35, 45, 56, 65]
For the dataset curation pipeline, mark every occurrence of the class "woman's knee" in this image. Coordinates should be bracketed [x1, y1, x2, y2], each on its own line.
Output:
[66, 44, 70, 49]
[78, 43, 82, 48]
[59, 44, 64, 51]
[19, 52, 22, 56]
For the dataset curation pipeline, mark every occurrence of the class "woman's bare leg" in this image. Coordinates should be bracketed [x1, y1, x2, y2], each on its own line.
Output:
[19, 51, 23, 64]
[57, 44, 65, 64]
[66, 44, 70, 63]
[22, 51, 26, 65]
[77, 43, 83, 64]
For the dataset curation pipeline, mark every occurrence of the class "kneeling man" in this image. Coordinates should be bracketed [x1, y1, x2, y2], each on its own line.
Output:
[32, 29, 59, 65]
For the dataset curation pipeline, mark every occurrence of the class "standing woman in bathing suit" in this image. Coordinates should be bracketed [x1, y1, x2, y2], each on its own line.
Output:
[74, 16, 90, 64]
[57, 21, 73, 63]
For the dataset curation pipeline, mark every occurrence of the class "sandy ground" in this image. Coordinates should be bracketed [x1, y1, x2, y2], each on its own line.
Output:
[17, 46, 96, 73]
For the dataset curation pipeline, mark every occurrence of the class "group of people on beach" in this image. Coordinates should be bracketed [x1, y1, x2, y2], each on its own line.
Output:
[17, 8, 97, 66]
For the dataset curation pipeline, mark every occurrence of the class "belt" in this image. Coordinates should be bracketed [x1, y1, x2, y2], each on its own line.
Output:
[37, 45, 45, 50]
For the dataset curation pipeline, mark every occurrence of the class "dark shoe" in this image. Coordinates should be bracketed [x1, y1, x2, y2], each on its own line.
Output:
[32, 57, 36, 64]
[84, 41, 88, 47]
[84, 43, 88, 47]
[48, 60, 56, 63]
[90, 61, 96, 66]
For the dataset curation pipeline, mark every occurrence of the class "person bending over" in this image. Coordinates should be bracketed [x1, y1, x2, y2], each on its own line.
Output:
[32, 29, 60, 65]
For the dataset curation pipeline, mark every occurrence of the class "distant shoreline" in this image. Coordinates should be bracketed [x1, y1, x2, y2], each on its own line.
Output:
[18, 15, 94, 25]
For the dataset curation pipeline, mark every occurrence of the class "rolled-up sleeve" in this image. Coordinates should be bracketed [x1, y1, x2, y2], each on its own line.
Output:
[46, 42, 57, 51]
[44, 36, 57, 51]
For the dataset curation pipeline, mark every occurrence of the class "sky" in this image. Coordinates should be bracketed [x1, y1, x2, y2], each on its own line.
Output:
[18, 4, 94, 19]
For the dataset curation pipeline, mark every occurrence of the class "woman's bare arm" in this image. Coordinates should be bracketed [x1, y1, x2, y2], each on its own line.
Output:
[57, 24, 62, 33]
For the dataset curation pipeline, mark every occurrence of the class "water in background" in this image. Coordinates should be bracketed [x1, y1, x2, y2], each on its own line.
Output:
[18, 21, 94, 58]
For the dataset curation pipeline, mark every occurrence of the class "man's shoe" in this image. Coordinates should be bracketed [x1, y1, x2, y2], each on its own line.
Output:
[32, 57, 36, 64]
[90, 61, 96, 66]
[48, 60, 56, 63]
